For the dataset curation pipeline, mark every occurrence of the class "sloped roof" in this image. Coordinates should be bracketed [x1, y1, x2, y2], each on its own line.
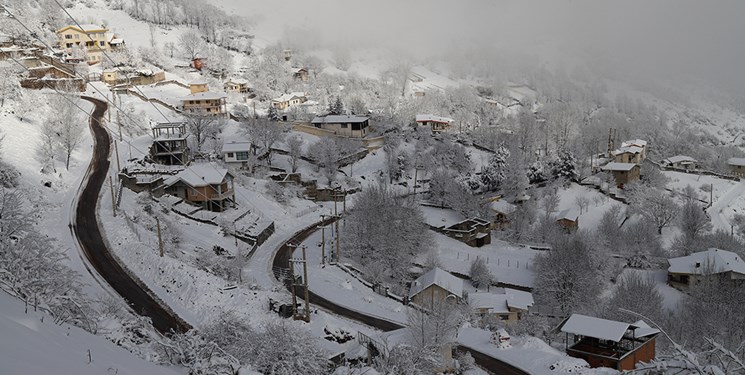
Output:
[504, 288, 534, 311]
[183, 91, 227, 100]
[621, 139, 647, 148]
[225, 78, 248, 85]
[556, 208, 579, 222]
[667, 248, 745, 275]
[222, 139, 252, 153]
[663, 155, 696, 164]
[409, 267, 463, 299]
[415, 114, 454, 124]
[311, 115, 369, 124]
[727, 157, 745, 167]
[57, 24, 107, 33]
[612, 146, 643, 155]
[602, 162, 638, 172]
[632, 320, 661, 338]
[559, 314, 636, 342]
[469, 288, 534, 313]
[490, 199, 516, 214]
[164, 163, 231, 188]
[272, 92, 306, 102]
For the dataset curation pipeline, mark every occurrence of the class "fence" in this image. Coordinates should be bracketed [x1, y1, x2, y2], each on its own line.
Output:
[295, 205, 319, 218]
[453, 252, 532, 270]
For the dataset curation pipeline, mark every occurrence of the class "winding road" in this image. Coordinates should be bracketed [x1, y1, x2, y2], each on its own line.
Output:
[73, 97, 190, 334]
[708, 181, 745, 232]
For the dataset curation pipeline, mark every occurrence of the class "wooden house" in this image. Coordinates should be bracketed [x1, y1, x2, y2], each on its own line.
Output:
[557, 314, 659, 371]
[293, 67, 309, 81]
[468, 288, 534, 322]
[163, 163, 235, 212]
[408, 267, 463, 307]
[310, 115, 370, 138]
[667, 248, 745, 288]
[556, 208, 579, 232]
[727, 158, 745, 177]
[612, 146, 644, 164]
[662, 155, 697, 171]
[415, 114, 454, 133]
[150, 122, 189, 165]
[489, 199, 516, 230]
[601, 162, 640, 187]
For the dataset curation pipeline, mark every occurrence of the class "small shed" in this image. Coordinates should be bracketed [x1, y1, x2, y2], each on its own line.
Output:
[556, 208, 579, 232]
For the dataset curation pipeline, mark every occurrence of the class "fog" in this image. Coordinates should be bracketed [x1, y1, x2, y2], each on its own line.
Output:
[232, 0, 745, 95]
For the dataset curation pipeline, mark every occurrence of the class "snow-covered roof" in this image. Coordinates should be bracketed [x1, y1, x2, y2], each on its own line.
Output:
[727, 157, 745, 167]
[469, 288, 534, 313]
[190, 79, 208, 85]
[663, 155, 696, 164]
[612, 146, 643, 155]
[226, 78, 248, 85]
[490, 199, 516, 214]
[182, 91, 227, 100]
[559, 314, 636, 342]
[409, 267, 463, 299]
[164, 163, 232, 188]
[272, 92, 306, 102]
[222, 139, 252, 153]
[632, 320, 661, 338]
[602, 162, 638, 172]
[556, 208, 579, 222]
[667, 248, 745, 275]
[469, 292, 510, 314]
[415, 114, 454, 124]
[311, 115, 369, 124]
[621, 139, 647, 148]
[57, 24, 107, 33]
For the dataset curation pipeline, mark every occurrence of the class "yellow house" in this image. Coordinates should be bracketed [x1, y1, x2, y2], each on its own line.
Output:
[181, 80, 228, 117]
[56, 24, 122, 65]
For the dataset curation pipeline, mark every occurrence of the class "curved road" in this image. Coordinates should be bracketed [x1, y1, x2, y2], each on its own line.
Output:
[73, 97, 191, 334]
[271, 218, 528, 375]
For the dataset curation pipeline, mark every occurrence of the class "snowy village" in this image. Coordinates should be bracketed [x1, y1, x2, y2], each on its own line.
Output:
[0, 1, 744, 375]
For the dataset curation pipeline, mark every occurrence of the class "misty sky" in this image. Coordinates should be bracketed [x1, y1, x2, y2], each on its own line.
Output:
[229, 0, 745, 93]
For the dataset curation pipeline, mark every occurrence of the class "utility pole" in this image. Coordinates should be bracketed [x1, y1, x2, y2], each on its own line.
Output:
[113, 139, 121, 174]
[289, 244, 310, 322]
[156, 217, 164, 257]
[413, 167, 419, 195]
[334, 189, 338, 217]
[108, 175, 116, 217]
[320, 215, 327, 265]
[233, 221, 238, 247]
[116, 110, 122, 142]
[301, 245, 310, 322]
[335, 218, 340, 263]
[107, 93, 111, 123]
[342, 190, 347, 216]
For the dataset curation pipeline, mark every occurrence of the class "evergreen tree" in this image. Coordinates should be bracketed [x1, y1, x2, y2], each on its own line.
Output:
[329, 96, 344, 115]
[550, 150, 579, 182]
[267, 105, 281, 122]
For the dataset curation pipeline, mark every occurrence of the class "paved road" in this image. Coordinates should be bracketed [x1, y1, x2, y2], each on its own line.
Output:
[73, 97, 191, 334]
[708, 181, 745, 232]
[271, 217, 528, 375]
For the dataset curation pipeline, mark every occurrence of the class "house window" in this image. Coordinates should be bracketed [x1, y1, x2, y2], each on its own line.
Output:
[66, 43, 73, 48]
[341, 123, 348, 128]
[99, 41, 105, 46]
[236, 151, 249, 160]
[191, 188, 198, 196]
[65, 34, 72, 39]
[227, 152, 234, 158]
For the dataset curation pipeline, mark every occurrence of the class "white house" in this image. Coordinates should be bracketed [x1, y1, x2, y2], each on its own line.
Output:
[415, 114, 454, 133]
[667, 248, 745, 287]
[271, 92, 307, 110]
[222, 139, 253, 167]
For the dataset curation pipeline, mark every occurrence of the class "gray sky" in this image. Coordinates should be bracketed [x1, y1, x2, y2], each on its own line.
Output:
[237, 0, 745, 93]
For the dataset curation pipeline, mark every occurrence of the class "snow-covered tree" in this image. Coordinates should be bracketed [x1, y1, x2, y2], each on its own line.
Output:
[533, 233, 602, 314]
[342, 185, 432, 281]
[628, 186, 679, 234]
[267, 105, 280, 122]
[286, 135, 303, 173]
[328, 96, 344, 115]
[469, 257, 493, 289]
[549, 149, 579, 182]
[604, 272, 663, 323]
[185, 114, 224, 154]
[178, 29, 205, 60]
[480, 144, 509, 191]
[0, 62, 21, 108]
[47, 93, 85, 170]
[675, 185, 712, 255]
[306, 138, 339, 184]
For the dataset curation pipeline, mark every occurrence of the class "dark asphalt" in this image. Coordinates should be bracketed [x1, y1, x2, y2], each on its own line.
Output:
[272, 218, 528, 375]
[74, 97, 191, 335]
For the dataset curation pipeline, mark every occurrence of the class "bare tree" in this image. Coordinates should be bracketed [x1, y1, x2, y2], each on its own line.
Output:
[628, 187, 679, 234]
[574, 195, 590, 214]
[286, 135, 303, 173]
[178, 29, 204, 60]
[306, 137, 339, 184]
[185, 114, 224, 154]
[243, 118, 285, 166]
[46, 94, 85, 170]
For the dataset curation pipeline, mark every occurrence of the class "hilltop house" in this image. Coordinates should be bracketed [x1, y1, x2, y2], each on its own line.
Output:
[150, 122, 189, 165]
[469, 288, 534, 322]
[101, 67, 165, 86]
[415, 114, 454, 133]
[667, 248, 745, 288]
[293, 67, 309, 81]
[558, 314, 659, 371]
[222, 139, 254, 168]
[163, 163, 235, 212]
[224, 78, 251, 94]
[56, 24, 124, 65]
[727, 158, 745, 177]
[180, 80, 228, 117]
[310, 115, 370, 138]
[408, 267, 463, 306]
[271, 92, 307, 110]
[602, 162, 640, 187]
[662, 155, 697, 171]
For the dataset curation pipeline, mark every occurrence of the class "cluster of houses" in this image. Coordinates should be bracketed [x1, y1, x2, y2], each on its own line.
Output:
[601, 139, 648, 188]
